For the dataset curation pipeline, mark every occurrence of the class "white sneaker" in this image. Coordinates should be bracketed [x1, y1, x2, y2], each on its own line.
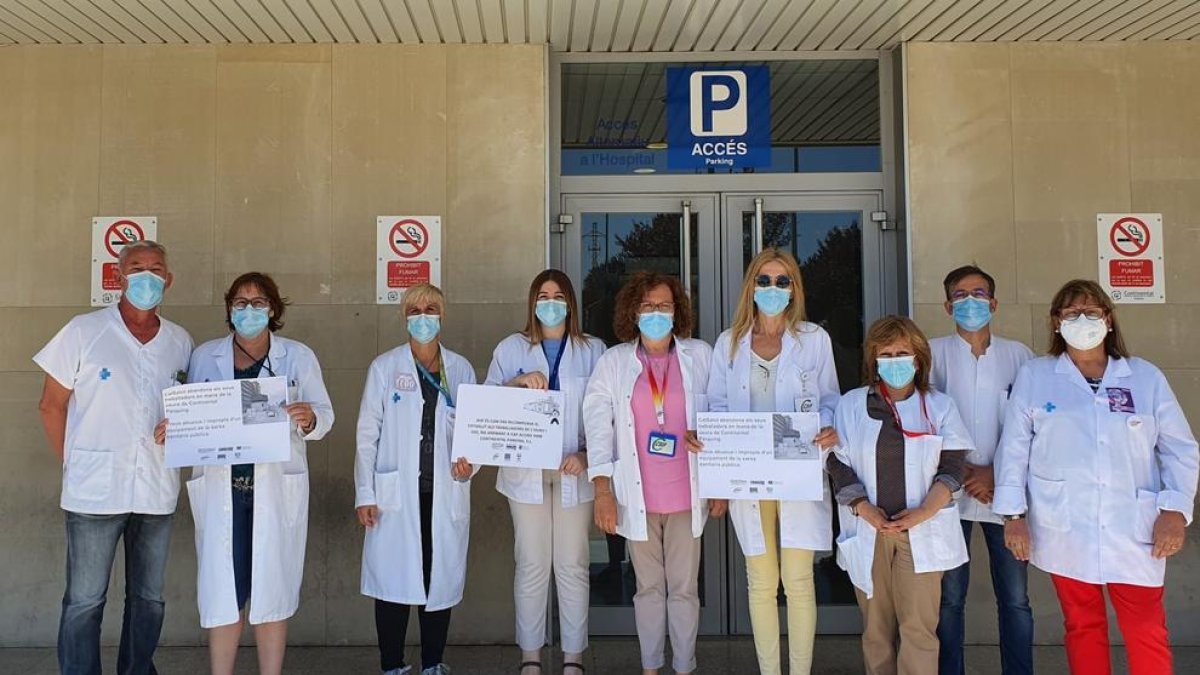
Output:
[420, 665, 450, 675]
[383, 667, 413, 675]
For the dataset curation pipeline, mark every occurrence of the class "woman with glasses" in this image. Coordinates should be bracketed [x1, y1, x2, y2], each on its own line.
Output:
[705, 249, 839, 675]
[583, 270, 724, 675]
[827, 316, 974, 675]
[993, 279, 1197, 675]
[485, 270, 606, 675]
[355, 283, 477, 675]
[184, 272, 335, 675]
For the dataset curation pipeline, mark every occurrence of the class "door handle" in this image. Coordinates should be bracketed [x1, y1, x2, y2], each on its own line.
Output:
[681, 201, 692, 297]
[753, 198, 764, 255]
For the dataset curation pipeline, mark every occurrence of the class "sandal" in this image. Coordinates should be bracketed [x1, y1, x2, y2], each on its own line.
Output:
[519, 662, 542, 674]
[562, 663, 585, 674]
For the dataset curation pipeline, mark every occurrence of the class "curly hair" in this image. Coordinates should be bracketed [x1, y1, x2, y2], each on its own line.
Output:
[612, 271, 694, 343]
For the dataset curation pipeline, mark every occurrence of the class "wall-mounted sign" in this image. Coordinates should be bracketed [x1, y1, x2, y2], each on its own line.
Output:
[92, 216, 157, 307]
[1097, 213, 1164, 304]
[377, 216, 442, 304]
[666, 66, 770, 171]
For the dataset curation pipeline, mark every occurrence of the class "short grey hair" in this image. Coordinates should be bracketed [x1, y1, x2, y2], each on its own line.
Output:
[118, 240, 169, 269]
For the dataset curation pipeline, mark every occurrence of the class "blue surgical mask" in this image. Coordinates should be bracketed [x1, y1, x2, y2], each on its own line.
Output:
[877, 356, 917, 389]
[754, 286, 792, 317]
[231, 307, 270, 339]
[535, 299, 568, 328]
[637, 312, 674, 341]
[952, 297, 992, 332]
[407, 314, 441, 345]
[124, 271, 166, 311]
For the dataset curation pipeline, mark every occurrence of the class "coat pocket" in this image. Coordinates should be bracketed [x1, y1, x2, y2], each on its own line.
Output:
[450, 479, 472, 523]
[374, 470, 402, 512]
[1028, 475, 1069, 532]
[913, 504, 968, 571]
[185, 474, 205, 533]
[1134, 489, 1158, 545]
[282, 472, 309, 527]
[66, 447, 114, 502]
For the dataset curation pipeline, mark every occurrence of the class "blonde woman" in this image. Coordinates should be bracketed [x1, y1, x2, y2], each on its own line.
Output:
[828, 316, 974, 675]
[485, 269, 606, 675]
[705, 249, 839, 675]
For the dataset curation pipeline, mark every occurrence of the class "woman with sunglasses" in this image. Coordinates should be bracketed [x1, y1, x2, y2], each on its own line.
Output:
[485, 270, 606, 675]
[583, 270, 724, 675]
[184, 272, 334, 675]
[827, 316, 973, 675]
[993, 279, 1197, 675]
[705, 249, 839, 675]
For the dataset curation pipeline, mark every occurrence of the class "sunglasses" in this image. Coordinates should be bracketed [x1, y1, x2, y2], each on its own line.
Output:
[755, 274, 792, 289]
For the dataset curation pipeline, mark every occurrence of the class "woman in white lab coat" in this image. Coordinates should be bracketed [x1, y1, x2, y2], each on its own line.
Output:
[355, 282, 477, 675]
[583, 270, 723, 675]
[184, 272, 334, 675]
[994, 279, 1198, 675]
[827, 315, 973, 675]
[485, 269, 606, 675]
[706, 249, 840, 675]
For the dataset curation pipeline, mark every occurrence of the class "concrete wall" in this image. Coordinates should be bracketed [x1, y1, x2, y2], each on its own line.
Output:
[0, 44, 546, 647]
[905, 41, 1200, 644]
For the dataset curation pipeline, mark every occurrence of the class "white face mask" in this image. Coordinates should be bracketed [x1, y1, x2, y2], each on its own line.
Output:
[1059, 316, 1107, 351]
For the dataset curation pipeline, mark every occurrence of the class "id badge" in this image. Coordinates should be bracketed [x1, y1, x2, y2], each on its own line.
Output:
[647, 431, 678, 457]
[795, 396, 817, 414]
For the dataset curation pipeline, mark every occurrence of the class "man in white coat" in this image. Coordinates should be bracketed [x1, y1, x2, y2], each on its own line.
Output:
[930, 266, 1035, 675]
[35, 241, 193, 675]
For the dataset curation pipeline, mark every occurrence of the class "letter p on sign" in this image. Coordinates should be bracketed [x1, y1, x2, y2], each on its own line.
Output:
[690, 71, 747, 136]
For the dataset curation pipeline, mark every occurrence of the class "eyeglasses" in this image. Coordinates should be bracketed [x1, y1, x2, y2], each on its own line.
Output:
[755, 274, 792, 289]
[950, 289, 992, 301]
[638, 301, 675, 313]
[1059, 307, 1106, 321]
[231, 298, 271, 311]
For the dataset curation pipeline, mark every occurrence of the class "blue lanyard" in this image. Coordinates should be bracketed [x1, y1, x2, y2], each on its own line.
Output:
[415, 354, 453, 408]
[542, 339, 567, 391]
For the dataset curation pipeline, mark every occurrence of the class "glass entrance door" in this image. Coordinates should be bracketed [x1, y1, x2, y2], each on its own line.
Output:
[559, 194, 727, 636]
[722, 192, 884, 634]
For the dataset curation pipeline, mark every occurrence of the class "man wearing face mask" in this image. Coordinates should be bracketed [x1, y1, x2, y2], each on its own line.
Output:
[35, 240, 193, 675]
[928, 266, 1035, 675]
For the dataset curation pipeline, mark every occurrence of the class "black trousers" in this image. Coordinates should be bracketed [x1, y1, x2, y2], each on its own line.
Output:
[375, 490, 452, 672]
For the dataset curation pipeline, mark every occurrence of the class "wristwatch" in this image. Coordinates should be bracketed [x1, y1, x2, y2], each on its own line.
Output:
[1002, 513, 1026, 522]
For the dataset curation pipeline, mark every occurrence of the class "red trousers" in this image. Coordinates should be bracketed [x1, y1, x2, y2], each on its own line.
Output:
[1051, 574, 1172, 675]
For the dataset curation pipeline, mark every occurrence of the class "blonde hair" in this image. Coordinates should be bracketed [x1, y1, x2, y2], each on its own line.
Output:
[862, 315, 932, 393]
[728, 248, 807, 361]
[402, 283, 445, 316]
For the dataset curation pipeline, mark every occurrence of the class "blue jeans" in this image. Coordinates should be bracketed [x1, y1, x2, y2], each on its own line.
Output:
[58, 511, 174, 675]
[938, 520, 1034, 675]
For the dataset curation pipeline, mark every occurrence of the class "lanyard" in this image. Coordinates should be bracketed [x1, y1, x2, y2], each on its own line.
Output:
[878, 386, 936, 438]
[415, 352, 453, 408]
[640, 344, 674, 429]
[234, 336, 275, 377]
[543, 339, 567, 392]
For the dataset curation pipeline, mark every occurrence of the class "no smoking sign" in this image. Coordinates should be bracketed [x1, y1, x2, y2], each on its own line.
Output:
[1097, 213, 1164, 304]
[91, 216, 157, 307]
[377, 216, 441, 304]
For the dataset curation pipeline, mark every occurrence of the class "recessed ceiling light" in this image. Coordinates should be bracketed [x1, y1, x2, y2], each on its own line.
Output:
[646, 142, 668, 150]
[633, 168, 656, 174]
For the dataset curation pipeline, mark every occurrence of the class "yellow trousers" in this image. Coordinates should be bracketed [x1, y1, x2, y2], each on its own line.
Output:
[745, 500, 817, 675]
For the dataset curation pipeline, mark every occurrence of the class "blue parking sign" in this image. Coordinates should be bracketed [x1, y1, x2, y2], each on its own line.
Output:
[666, 66, 770, 170]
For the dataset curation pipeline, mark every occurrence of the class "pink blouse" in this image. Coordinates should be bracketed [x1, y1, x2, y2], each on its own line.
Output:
[632, 347, 692, 514]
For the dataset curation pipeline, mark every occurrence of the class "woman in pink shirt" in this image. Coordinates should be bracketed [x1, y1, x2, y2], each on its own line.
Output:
[583, 271, 726, 675]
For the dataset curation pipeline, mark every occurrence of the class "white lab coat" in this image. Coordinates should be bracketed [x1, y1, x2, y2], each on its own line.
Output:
[485, 332, 606, 507]
[707, 325, 840, 555]
[832, 386, 974, 598]
[929, 333, 1034, 524]
[185, 335, 334, 628]
[355, 344, 477, 610]
[993, 354, 1199, 587]
[584, 338, 713, 541]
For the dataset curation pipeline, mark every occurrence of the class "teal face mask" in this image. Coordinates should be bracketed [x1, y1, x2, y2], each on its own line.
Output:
[231, 307, 270, 339]
[407, 314, 441, 344]
[753, 287, 792, 317]
[952, 297, 992, 332]
[535, 299, 568, 328]
[877, 356, 917, 389]
[124, 271, 166, 311]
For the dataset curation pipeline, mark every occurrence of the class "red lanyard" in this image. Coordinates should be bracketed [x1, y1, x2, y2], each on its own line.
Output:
[878, 386, 937, 438]
[640, 345, 672, 429]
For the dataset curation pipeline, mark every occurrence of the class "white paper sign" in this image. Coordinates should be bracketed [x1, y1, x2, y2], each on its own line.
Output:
[1097, 213, 1165, 304]
[91, 216, 157, 307]
[452, 384, 565, 470]
[377, 215, 442, 304]
[696, 412, 824, 501]
[163, 377, 292, 468]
